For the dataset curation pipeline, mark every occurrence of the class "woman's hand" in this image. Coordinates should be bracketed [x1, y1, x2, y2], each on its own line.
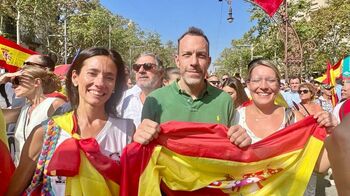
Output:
[0, 71, 22, 84]
[227, 125, 252, 148]
[314, 111, 338, 133]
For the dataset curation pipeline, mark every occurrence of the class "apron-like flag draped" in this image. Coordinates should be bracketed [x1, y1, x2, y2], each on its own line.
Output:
[120, 116, 326, 196]
[0, 36, 37, 72]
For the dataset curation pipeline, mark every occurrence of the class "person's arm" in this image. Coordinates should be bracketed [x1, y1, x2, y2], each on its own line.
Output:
[6, 125, 45, 195]
[47, 98, 66, 117]
[1, 107, 21, 124]
[325, 115, 350, 195]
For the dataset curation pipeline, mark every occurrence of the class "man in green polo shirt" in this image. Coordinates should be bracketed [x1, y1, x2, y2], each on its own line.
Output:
[133, 27, 251, 147]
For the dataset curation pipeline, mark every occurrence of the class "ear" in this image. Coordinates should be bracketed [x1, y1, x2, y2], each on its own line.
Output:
[34, 78, 42, 87]
[175, 55, 180, 68]
[71, 70, 79, 87]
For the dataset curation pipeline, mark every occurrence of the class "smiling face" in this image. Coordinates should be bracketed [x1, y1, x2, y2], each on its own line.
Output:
[247, 65, 279, 106]
[176, 34, 211, 88]
[298, 87, 312, 101]
[72, 55, 117, 108]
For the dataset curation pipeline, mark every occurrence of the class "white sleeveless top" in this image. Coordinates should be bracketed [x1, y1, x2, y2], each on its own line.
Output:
[13, 97, 56, 165]
[233, 107, 296, 144]
[49, 117, 134, 195]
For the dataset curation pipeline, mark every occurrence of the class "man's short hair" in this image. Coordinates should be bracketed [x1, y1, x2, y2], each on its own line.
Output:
[38, 55, 55, 72]
[137, 52, 163, 68]
[177, 27, 210, 55]
[289, 75, 300, 83]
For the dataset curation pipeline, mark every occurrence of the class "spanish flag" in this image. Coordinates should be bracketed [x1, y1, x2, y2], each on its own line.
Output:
[120, 116, 326, 195]
[27, 112, 120, 195]
[0, 110, 15, 195]
[0, 36, 37, 72]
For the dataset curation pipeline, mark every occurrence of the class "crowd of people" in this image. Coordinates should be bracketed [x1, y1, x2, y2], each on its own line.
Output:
[0, 26, 349, 195]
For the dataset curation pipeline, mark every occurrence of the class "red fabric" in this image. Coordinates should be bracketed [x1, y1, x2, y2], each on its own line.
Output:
[0, 36, 37, 72]
[253, 0, 284, 17]
[0, 141, 15, 195]
[120, 117, 326, 196]
[339, 99, 350, 122]
[46, 92, 68, 102]
[47, 138, 120, 183]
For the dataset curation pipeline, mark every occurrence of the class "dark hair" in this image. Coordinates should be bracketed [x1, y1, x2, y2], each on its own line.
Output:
[289, 75, 301, 83]
[221, 77, 249, 107]
[164, 67, 179, 80]
[65, 47, 126, 117]
[177, 27, 210, 55]
[37, 55, 55, 72]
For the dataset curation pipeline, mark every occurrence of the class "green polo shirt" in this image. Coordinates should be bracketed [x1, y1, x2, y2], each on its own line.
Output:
[142, 80, 235, 126]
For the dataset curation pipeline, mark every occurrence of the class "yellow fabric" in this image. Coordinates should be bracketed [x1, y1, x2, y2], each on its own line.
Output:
[274, 92, 288, 108]
[0, 109, 8, 148]
[52, 112, 119, 195]
[139, 137, 323, 196]
[65, 151, 119, 196]
[0, 44, 32, 69]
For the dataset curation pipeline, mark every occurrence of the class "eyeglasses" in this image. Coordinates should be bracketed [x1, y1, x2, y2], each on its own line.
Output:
[132, 63, 156, 72]
[298, 89, 310, 94]
[248, 78, 278, 85]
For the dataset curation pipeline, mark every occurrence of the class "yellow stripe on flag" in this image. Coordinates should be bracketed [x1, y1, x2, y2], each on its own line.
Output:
[65, 151, 119, 196]
[139, 136, 323, 195]
[0, 109, 8, 148]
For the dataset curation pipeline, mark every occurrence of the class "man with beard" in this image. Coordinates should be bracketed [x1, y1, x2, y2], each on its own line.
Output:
[120, 53, 164, 127]
[133, 27, 251, 147]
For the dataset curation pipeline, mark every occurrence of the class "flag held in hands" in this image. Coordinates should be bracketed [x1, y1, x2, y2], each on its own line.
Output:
[120, 117, 326, 195]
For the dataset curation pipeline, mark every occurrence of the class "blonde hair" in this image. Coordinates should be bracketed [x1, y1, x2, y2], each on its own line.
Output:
[22, 65, 61, 94]
[247, 58, 281, 84]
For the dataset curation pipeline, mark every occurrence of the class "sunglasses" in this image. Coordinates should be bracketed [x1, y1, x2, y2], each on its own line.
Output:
[298, 89, 310, 94]
[11, 76, 21, 85]
[132, 63, 156, 72]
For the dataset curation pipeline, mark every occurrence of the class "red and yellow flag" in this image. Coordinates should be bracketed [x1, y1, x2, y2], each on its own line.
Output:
[120, 117, 326, 195]
[0, 36, 37, 72]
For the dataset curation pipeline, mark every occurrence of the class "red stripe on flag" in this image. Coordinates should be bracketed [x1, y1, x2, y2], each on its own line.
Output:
[253, 0, 284, 17]
[0, 36, 36, 54]
[0, 140, 15, 195]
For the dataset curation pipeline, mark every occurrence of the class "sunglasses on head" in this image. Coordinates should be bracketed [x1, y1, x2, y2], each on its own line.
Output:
[132, 63, 156, 72]
[298, 89, 310, 94]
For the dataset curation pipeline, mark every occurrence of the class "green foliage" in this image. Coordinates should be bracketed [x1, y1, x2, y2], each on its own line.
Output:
[216, 0, 350, 78]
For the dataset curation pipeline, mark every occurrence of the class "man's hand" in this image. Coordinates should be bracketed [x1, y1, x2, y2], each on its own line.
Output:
[227, 125, 252, 148]
[133, 119, 160, 145]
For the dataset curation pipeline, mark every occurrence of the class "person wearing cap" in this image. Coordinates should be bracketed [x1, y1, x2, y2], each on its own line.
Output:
[316, 84, 334, 113]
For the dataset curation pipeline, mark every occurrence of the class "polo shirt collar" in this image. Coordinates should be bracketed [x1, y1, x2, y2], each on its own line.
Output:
[172, 79, 214, 99]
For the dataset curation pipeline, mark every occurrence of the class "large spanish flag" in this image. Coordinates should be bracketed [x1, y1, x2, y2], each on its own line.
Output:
[0, 110, 15, 195]
[0, 36, 37, 72]
[120, 116, 326, 195]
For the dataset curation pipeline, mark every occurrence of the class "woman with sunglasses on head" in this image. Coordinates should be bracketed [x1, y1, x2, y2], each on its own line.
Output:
[6, 47, 135, 196]
[231, 58, 337, 195]
[294, 83, 323, 116]
[0, 65, 65, 165]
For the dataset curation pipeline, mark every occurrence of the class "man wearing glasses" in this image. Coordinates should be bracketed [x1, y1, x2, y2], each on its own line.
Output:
[120, 53, 164, 127]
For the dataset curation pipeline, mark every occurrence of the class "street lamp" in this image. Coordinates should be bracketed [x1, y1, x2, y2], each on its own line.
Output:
[63, 13, 89, 64]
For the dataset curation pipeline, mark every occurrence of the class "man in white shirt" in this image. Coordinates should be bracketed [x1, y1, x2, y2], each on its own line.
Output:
[333, 80, 350, 123]
[120, 53, 164, 127]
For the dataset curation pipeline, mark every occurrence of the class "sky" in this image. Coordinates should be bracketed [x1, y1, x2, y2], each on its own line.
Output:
[100, 0, 255, 69]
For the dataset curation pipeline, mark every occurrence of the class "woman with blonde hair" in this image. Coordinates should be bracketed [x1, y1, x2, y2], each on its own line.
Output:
[294, 83, 323, 116]
[231, 58, 336, 195]
[0, 65, 65, 165]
